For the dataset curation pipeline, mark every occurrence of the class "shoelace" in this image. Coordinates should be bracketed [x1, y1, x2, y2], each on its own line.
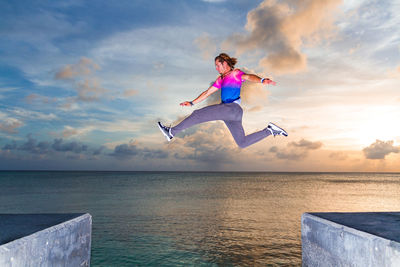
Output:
[269, 127, 281, 137]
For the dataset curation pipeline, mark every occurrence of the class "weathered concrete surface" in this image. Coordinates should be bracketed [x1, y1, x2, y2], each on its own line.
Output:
[302, 212, 400, 267]
[0, 213, 92, 267]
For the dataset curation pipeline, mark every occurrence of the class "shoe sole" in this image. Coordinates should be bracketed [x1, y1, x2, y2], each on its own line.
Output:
[157, 122, 172, 141]
[269, 122, 288, 137]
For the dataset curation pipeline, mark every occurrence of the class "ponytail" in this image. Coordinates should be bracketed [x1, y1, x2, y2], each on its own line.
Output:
[215, 53, 237, 70]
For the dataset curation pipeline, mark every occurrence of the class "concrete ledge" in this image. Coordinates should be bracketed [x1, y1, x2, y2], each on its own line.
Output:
[0, 213, 92, 267]
[302, 212, 400, 267]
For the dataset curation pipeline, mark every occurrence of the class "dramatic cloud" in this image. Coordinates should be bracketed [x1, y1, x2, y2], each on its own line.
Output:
[110, 141, 168, 160]
[363, 140, 399, 160]
[2, 1, 400, 172]
[269, 138, 322, 160]
[224, 0, 341, 74]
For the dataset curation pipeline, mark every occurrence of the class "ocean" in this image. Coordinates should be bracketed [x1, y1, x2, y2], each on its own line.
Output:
[1, 171, 399, 266]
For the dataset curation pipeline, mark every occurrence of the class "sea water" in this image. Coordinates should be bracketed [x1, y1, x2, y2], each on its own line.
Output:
[0, 171, 399, 266]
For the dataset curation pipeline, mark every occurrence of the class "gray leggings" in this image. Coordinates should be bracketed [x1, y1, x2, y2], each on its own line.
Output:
[171, 103, 271, 148]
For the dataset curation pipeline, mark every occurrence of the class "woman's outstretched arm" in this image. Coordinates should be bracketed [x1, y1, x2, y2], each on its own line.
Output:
[242, 73, 276, 85]
[180, 86, 219, 106]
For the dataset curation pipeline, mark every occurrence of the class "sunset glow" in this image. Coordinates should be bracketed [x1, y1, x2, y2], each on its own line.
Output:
[1, 0, 400, 171]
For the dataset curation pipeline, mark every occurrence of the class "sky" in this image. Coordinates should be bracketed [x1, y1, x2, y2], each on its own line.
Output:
[1, 0, 400, 172]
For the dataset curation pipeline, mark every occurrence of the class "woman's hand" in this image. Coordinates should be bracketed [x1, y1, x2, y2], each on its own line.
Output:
[180, 101, 193, 106]
[262, 78, 276, 86]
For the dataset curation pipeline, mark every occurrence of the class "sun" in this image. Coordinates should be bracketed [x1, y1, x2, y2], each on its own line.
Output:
[353, 105, 400, 148]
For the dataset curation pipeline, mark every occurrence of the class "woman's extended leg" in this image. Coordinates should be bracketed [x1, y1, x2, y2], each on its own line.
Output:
[159, 102, 285, 144]
[170, 103, 241, 136]
[224, 120, 271, 148]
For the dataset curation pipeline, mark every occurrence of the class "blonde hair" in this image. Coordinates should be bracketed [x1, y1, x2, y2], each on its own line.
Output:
[215, 53, 237, 70]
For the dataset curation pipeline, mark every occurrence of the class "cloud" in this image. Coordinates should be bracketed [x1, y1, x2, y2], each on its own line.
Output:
[0, 117, 23, 134]
[52, 138, 88, 153]
[59, 125, 96, 139]
[239, 67, 270, 109]
[59, 97, 80, 111]
[176, 135, 233, 163]
[224, 0, 341, 74]
[2, 141, 17, 150]
[269, 138, 322, 160]
[329, 151, 348, 161]
[55, 57, 100, 80]
[0, 108, 57, 136]
[18, 135, 51, 154]
[363, 140, 399, 160]
[92, 146, 105, 156]
[76, 78, 108, 102]
[194, 33, 217, 60]
[62, 126, 79, 138]
[110, 141, 168, 160]
[123, 89, 138, 97]
[289, 139, 323, 149]
[387, 65, 400, 78]
[25, 94, 56, 105]
[171, 122, 240, 167]
[11, 107, 57, 121]
[55, 57, 107, 102]
[3, 135, 102, 156]
[269, 145, 306, 160]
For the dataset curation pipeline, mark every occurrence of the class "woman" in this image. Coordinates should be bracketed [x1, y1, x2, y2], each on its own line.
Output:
[158, 53, 287, 148]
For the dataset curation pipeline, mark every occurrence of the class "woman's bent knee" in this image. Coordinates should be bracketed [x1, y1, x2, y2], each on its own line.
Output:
[236, 140, 248, 149]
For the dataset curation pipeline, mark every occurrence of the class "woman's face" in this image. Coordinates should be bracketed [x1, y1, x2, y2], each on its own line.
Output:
[215, 60, 229, 74]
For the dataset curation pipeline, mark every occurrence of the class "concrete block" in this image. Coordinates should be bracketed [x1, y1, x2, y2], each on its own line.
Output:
[302, 212, 400, 267]
[0, 213, 92, 267]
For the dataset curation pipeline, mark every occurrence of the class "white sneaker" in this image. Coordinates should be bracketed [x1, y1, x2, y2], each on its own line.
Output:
[267, 122, 288, 137]
[157, 122, 174, 141]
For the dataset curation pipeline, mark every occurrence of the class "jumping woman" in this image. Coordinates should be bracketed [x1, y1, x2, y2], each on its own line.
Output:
[157, 53, 288, 148]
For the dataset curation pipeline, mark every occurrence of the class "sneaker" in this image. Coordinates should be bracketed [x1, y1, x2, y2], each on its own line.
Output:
[157, 122, 174, 141]
[267, 122, 288, 137]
